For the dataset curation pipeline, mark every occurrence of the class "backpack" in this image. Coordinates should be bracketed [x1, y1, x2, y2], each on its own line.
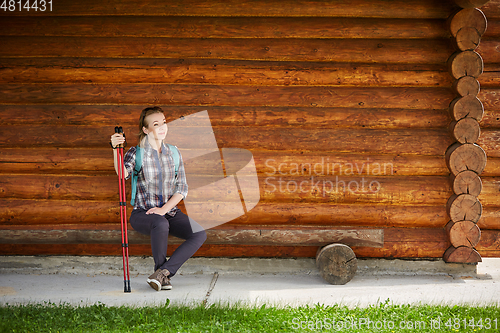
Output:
[130, 143, 180, 206]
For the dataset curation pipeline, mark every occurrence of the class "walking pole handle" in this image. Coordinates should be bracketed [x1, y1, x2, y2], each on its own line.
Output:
[114, 126, 127, 148]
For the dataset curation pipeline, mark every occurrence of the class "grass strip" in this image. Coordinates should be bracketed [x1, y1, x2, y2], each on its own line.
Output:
[1, 299, 499, 332]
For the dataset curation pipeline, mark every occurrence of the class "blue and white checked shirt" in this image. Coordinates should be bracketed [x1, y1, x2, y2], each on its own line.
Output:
[124, 139, 188, 216]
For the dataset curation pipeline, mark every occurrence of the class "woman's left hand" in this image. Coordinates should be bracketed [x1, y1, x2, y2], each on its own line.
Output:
[146, 207, 168, 216]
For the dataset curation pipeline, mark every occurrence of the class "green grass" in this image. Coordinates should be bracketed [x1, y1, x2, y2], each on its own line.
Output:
[1, 299, 499, 332]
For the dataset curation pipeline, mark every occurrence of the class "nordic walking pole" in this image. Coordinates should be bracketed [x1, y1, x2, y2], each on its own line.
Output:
[115, 126, 131, 293]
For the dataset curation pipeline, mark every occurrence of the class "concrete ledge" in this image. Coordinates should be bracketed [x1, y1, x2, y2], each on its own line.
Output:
[0, 256, 477, 277]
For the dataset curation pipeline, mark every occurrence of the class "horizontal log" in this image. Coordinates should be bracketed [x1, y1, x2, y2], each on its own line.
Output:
[454, 0, 491, 8]
[0, 148, 450, 176]
[3, 176, 497, 206]
[0, 16, 449, 39]
[0, 59, 453, 88]
[0, 37, 453, 64]
[483, 19, 500, 38]
[7, 102, 499, 130]
[478, 177, 500, 206]
[0, 174, 455, 205]
[2, 228, 499, 258]
[477, 129, 500, 158]
[479, 67, 500, 89]
[0, 0, 457, 19]
[0, 225, 384, 248]
[482, 1, 500, 19]
[4, 147, 499, 178]
[0, 125, 455, 156]
[0, 199, 450, 228]
[0, 84, 456, 110]
[0, 104, 452, 129]
[477, 39, 500, 63]
[478, 89, 500, 111]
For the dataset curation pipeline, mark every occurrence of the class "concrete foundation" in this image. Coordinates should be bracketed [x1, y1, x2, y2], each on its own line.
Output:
[0, 255, 477, 277]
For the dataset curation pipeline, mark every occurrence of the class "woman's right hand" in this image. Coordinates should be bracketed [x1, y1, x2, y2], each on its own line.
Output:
[110, 133, 126, 148]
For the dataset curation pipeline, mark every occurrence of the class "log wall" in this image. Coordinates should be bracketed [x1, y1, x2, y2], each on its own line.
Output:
[1, 0, 499, 259]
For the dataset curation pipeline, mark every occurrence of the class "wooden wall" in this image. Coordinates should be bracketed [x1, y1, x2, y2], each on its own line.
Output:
[1, 0, 499, 259]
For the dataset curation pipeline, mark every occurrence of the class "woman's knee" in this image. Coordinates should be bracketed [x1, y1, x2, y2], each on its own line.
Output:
[194, 229, 207, 244]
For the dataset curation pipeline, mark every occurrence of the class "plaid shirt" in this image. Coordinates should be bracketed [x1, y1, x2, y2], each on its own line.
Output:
[123, 140, 188, 216]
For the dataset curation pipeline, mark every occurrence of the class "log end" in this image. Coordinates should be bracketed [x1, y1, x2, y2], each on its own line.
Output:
[316, 243, 357, 285]
[443, 245, 482, 264]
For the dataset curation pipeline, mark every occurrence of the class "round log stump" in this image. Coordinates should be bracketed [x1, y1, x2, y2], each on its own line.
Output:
[451, 169, 482, 196]
[449, 8, 487, 37]
[445, 143, 487, 175]
[449, 117, 481, 144]
[447, 193, 483, 223]
[316, 243, 357, 285]
[453, 76, 480, 96]
[449, 95, 484, 121]
[443, 245, 481, 264]
[448, 50, 484, 79]
[446, 220, 481, 248]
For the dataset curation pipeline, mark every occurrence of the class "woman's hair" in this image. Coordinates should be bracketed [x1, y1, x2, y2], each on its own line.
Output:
[138, 106, 165, 143]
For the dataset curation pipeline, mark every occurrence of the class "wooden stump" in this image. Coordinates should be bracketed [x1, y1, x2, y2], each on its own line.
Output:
[449, 118, 481, 144]
[449, 95, 484, 121]
[447, 50, 484, 79]
[453, 0, 492, 9]
[316, 243, 357, 285]
[447, 193, 483, 223]
[451, 169, 482, 196]
[453, 76, 480, 97]
[443, 245, 482, 263]
[445, 143, 487, 175]
[446, 220, 481, 248]
[449, 8, 487, 51]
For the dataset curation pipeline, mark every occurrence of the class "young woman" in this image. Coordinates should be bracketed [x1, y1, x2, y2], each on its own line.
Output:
[110, 106, 207, 291]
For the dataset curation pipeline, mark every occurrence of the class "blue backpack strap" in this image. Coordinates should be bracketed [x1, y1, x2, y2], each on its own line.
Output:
[130, 145, 143, 206]
[166, 143, 180, 176]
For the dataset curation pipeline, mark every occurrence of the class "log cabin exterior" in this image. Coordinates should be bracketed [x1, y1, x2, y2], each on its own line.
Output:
[0, 0, 499, 264]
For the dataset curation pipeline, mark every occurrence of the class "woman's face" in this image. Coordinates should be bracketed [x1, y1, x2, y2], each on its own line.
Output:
[143, 112, 168, 141]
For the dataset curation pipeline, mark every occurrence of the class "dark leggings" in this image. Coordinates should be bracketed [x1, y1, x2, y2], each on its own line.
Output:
[130, 209, 207, 277]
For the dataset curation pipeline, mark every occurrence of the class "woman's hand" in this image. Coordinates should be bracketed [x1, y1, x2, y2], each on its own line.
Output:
[146, 206, 168, 216]
[110, 133, 126, 148]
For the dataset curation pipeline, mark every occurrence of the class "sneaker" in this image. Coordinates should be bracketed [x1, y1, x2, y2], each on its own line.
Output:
[161, 279, 173, 290]
[147, 269, 170, 291]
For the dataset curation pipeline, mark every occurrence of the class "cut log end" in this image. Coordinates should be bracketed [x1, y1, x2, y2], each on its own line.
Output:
[447, 193, 483, 223]
[453, 76, 480, 97]
[445, 143, 487, 176]
[451, 169, 482, 196]
[449, 95, 484, 121]
[316, 243, 357, 285]
[443, 245, 482, 264]
[449, 8, 487, 38]
[450, 117, 481, 144]
[446, 220, 481, 247]
[447, 50, 484, 80]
